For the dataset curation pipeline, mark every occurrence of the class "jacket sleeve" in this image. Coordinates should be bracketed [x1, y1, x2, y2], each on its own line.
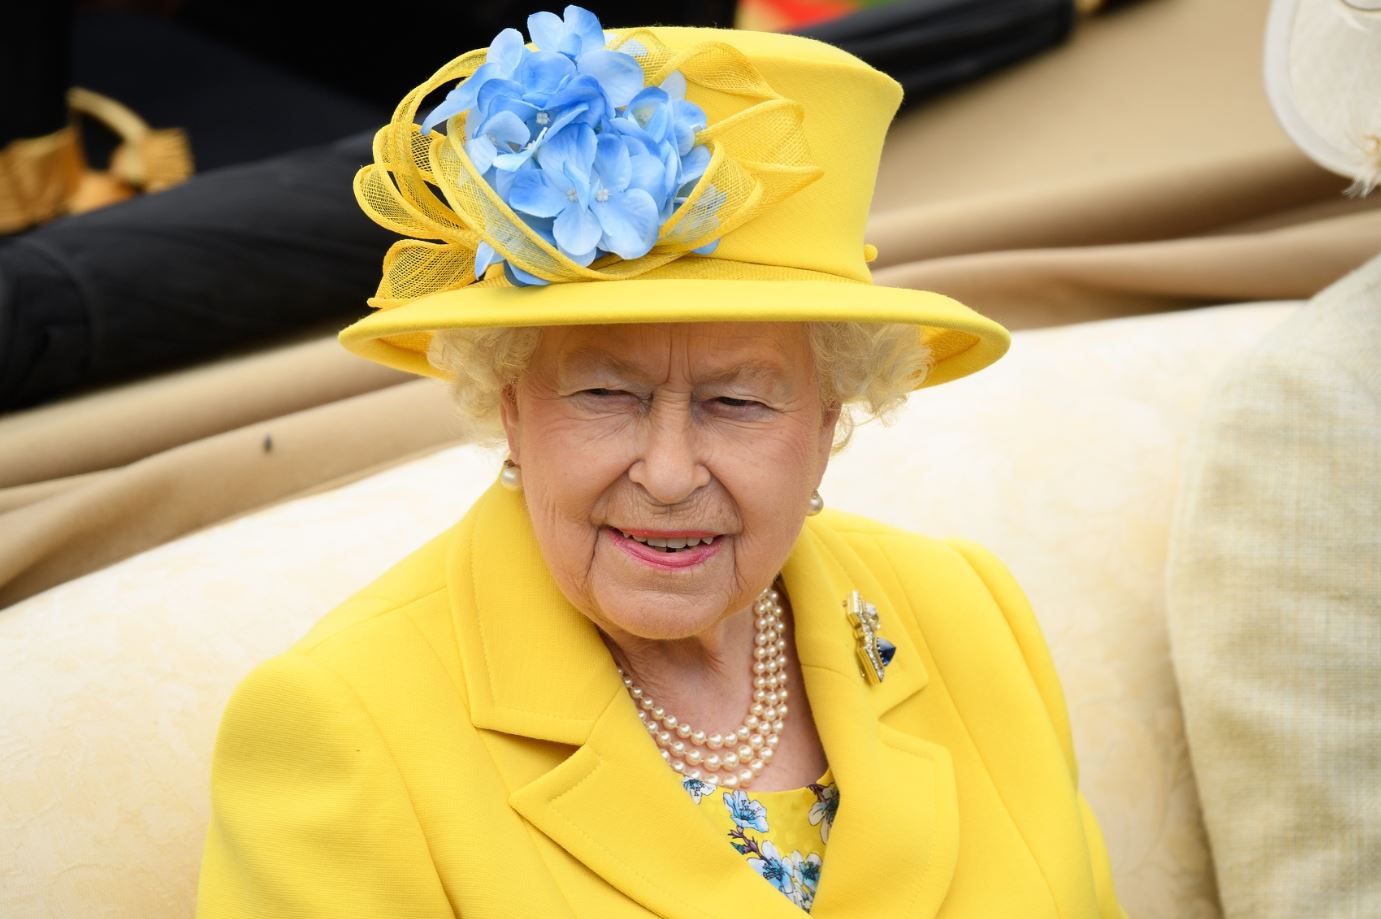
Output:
[195, 650, 453, 918]
[946, 538, 1130, 919]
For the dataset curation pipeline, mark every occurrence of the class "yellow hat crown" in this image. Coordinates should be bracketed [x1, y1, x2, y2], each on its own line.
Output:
[340, 10, 1010, 391]
[353, 19, 903, 306]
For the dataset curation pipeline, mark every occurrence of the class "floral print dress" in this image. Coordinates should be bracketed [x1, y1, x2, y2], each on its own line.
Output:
[680, 769, 840, 912]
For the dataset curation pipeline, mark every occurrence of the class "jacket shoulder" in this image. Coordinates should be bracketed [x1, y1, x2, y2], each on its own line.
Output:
[809, 510, 1025, 622]
[809, 505, 919, 538]
[810, 508, 1023, 583]
[807, 507, 1078, 780]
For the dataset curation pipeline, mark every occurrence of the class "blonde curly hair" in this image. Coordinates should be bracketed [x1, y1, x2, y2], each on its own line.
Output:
[426, 322, 933, 454]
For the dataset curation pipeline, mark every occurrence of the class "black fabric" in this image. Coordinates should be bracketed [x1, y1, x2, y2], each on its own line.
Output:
[0, 241, 89, 407]
[0, 130, 389, 412]
[796, 0, 1074, 107]
[70, 8, 390, 175]
[172, 1, 741, 112]
[1, 3, 73, 145]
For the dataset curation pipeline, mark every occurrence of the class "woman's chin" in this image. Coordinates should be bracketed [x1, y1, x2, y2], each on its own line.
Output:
[594, 591, 734, 642]
[590, 564, 727, 641]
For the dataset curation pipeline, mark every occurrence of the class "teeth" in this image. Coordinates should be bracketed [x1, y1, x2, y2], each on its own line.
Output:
[619, 530, 716, 550]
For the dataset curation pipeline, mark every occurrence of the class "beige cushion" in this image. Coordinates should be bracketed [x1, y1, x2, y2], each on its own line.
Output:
[0, 301, 1297, 918]
[1165, 254, 1381, 918]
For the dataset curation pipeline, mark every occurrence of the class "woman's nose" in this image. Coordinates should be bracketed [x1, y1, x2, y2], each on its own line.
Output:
[627, 399, 711, 505]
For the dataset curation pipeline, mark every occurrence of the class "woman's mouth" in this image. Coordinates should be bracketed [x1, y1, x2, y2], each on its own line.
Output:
[618, 530, 717, 551]
[606, 527, 724, 569]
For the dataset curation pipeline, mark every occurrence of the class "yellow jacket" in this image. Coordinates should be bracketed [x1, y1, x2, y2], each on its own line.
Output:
[196, 478, 1128, 918]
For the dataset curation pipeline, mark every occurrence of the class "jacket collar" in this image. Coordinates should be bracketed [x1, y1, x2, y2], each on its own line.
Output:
[448, 479, 959, 918]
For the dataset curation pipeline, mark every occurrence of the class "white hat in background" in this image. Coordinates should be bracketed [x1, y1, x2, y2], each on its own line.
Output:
[1266, 0, 1381, 196]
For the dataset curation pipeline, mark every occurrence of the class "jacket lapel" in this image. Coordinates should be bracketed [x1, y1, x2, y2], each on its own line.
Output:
[450, 480, 959, 917]
[781, 520, 961, 917]
[508, 680, 815, 919]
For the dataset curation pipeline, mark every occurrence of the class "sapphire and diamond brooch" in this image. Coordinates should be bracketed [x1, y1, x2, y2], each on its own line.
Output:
[845, 590, 896, 685]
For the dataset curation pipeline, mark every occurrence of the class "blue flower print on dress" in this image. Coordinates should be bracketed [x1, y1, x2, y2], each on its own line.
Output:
[724, 789, 770, 834]
[789, 850, 823, 911]
[748, 840, 797, 900]
[682, 776, 715, 803]
[678, 774, 831, 912]
[807, 780, 839, 844]
[744, 841, 821, 909]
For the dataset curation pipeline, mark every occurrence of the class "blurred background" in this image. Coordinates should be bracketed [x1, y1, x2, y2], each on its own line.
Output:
[6, 0, 1101, 178]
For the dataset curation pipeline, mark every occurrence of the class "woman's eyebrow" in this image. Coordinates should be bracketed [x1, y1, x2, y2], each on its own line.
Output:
[696, 361, 792, 390]
[558, 350, 790, 388]
[558, 349, 651, 382]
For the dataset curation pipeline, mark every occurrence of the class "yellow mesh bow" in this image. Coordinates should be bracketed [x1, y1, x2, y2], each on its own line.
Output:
[352, 29, 824, 309]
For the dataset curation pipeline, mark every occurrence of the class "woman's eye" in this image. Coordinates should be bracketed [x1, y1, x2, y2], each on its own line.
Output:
[577, 390, 761, 410]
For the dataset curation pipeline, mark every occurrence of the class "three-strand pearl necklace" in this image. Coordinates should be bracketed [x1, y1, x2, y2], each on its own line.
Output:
[617, 582, 788, 790]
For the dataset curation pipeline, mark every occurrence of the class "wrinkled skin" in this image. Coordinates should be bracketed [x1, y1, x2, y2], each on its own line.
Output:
[500, 321, 838, 782]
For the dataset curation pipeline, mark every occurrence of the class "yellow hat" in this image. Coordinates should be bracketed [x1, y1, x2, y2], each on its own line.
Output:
[340, 11, 1010, 389]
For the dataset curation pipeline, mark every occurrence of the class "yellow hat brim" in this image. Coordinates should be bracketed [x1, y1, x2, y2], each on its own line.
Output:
[338, 278, 1010, 390]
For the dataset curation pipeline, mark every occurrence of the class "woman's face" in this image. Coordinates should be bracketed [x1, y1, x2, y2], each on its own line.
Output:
[500, 321, 840, 642]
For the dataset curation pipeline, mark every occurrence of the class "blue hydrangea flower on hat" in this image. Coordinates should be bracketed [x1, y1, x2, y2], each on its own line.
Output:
[414, 5, 719, 287]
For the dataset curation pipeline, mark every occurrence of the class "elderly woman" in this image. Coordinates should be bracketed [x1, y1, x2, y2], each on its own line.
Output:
[196, 8, 1127, 918]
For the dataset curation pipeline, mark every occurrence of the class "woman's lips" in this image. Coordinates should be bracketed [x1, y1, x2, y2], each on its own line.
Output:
[617, 528, 719, 540]
[605, 526, 723, 570]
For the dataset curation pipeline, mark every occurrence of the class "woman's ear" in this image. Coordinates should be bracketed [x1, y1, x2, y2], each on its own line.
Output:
[498, 382, 522, 464]
[817, 400, 842, 464]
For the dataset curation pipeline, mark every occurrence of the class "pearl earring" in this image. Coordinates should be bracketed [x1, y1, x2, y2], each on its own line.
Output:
[500, 459, 522, 491]
[807, 489, 824, 515]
